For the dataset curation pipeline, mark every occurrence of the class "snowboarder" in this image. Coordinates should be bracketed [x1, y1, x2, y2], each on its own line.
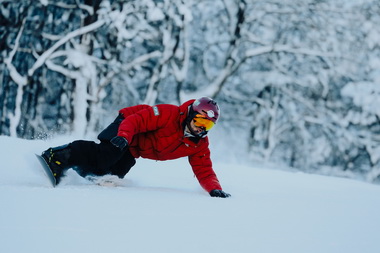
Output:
[41, 97, 231, 198]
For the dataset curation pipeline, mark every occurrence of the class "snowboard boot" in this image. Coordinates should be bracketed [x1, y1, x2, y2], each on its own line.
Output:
[41, 144, 72, 185]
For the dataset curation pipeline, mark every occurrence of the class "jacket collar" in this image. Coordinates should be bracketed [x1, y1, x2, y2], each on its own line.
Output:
[179, 99, 195, 122]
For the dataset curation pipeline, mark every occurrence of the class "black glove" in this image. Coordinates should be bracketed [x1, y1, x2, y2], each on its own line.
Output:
[209, 189, 231, 198]
[110, 136, 128, 151]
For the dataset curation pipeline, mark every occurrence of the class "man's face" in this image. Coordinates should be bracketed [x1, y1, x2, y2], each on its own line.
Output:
[190, 111, 217, 136]
[189, 118, 206, 135]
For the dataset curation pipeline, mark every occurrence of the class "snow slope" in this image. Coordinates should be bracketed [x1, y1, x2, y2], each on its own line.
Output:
[0, 135, 379, 253]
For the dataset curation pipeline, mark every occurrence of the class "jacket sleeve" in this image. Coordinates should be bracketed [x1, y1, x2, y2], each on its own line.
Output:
[117, 104, 171, 144]
[189, 148, 222, 193]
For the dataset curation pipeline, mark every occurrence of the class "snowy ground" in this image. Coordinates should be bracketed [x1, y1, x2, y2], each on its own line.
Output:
[1, 135, 380, 253]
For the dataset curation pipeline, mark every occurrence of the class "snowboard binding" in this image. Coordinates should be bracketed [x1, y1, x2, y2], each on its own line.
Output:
[40, 144, 71, 185]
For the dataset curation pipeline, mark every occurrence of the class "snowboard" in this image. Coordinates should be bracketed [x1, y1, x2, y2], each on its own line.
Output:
[35, 154, 57, 187]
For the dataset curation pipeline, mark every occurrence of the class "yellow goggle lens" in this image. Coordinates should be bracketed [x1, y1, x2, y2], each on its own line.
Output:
[193, 114, 215, 131]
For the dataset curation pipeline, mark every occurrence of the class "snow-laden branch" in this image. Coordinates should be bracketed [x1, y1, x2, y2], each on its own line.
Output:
[4, 19, 27, 86]
[51, 2, 94, 15]
[28, 19, 106, 77]
[45, 58, 80, 79]
[272, 44, 343, 59]
[124, 50, 162, 71]
[4, 19, 28, 137]
[180, 55, 240, 102]
[245, 44, 346, 61]
[181, 40, 346, 102]
[96, 50, 162, 101]
[171, 25, 190, 83]
[245, 45, 274, 58]
[143, 30, 178, 105]
[4, 18, 105, 137]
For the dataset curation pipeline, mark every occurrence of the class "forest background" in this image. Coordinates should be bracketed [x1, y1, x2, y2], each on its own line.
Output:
[1, 0, 379, 183]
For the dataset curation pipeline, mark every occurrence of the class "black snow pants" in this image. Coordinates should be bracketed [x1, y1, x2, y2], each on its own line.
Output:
[68, 114, 136, 178]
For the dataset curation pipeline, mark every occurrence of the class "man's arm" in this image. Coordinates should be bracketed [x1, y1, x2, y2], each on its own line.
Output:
[189, 149, 231, 198]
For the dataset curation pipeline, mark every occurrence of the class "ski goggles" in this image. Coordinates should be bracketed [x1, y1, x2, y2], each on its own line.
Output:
[193, 114, 215, 131]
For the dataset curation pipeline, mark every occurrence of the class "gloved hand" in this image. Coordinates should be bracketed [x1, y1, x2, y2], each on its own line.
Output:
[110, 136, 128, 151]
[209, 189, 231, 198]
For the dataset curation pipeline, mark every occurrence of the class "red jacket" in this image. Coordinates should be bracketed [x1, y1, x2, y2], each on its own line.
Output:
[117, 100, 222, 193]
